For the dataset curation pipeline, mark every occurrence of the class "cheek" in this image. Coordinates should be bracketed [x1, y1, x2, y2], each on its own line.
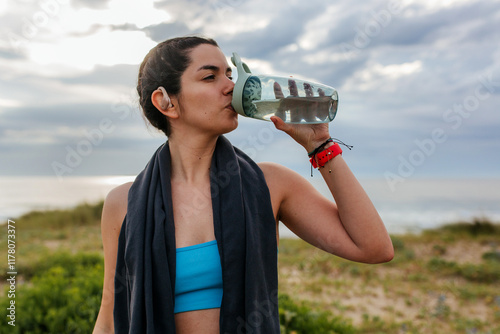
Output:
[183, 87, 212, 107]
[178, 90, 205, 114]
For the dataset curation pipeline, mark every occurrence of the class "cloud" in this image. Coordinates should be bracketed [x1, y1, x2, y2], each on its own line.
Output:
[343, 60, 423, 90]
[143, 21, 193, 42]
[28, 29, 157, 70]
[71, 0, 112, 10]
[0, 0, 499, 179]
[0, 0, 7, 15]
[59, 0, 170, 30]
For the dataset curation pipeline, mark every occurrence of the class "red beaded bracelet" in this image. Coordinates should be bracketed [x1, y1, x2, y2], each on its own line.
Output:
[309, 142, 342, 169]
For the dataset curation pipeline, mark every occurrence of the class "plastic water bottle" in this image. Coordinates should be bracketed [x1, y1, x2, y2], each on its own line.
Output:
[231, 52, 339, 124]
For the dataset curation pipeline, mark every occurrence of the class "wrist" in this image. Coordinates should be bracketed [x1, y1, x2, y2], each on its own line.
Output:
[304, 137, 332, 153]
[309, 142, 343, 169]
[306, 138, 352, 176]
[307, 138, 334, 157]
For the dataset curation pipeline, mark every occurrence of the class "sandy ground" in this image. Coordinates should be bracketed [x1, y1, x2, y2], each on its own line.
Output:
[278, 238, 500, 333]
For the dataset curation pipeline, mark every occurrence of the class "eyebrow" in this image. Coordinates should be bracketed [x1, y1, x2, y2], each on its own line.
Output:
[197, 65, 232, 73]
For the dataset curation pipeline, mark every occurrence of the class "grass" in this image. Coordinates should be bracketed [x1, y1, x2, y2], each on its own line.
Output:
[277, 218, 500, 334]
[0, 201, 104, 280]
[1, 203, 500, 333]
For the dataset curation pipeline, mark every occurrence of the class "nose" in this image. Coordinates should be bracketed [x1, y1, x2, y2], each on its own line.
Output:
[224, 76, 235, 95]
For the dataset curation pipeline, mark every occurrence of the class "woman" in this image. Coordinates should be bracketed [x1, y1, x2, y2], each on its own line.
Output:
[93, 36, 394, 334]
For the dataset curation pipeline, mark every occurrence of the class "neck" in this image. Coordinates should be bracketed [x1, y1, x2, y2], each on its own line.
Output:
[168, 133, 219, 184]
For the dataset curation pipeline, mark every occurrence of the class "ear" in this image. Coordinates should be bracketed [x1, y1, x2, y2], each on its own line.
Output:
[151, 87, 179, 119]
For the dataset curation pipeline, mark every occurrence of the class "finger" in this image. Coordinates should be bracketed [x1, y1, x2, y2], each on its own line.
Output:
[288, 79, 298, 97]
[304, 83, 313, 97]
[273, 82, 285, 99]
[270, 115, 292, 134]
[318, 88, 325, 97]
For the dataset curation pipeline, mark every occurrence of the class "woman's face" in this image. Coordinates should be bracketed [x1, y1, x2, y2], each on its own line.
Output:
[175, 44, 237, 136]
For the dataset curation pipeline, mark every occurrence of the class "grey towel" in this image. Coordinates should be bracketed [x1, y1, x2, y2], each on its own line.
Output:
[114, 135, 280, 333]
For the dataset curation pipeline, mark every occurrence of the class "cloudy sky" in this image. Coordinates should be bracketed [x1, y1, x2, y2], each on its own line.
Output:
[1, 0, 499, 186]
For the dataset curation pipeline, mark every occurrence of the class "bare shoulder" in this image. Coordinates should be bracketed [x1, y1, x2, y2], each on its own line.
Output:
[258, 161, 311, 184]
[258, 161, 290, 177]
[101, 182, 133, 232]
[258, 162, 313, 197]
[105, 182, 132, 208]
[257, 161, 288, 186]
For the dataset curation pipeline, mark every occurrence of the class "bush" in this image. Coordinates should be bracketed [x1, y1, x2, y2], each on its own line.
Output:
[390, 236, 406, 251]
[16, 201, 103, 229]
[0, 253, 103, 334]
[428, 218, 500, 237]
[18, 251, 103, 280]
[482, 251, 500, 262]
[386, 236, 415, 265]
[458, 263, 500, 284]
[427, 257, 500, 284]
[427, 257, 458, 274]
[279, 294, 355, 334]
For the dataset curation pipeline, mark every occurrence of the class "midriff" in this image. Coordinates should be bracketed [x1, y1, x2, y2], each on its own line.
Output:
[174, 308, 220, 334]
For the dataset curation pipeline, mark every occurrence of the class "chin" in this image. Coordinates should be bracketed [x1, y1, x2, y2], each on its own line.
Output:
[221, 117, 239, 134]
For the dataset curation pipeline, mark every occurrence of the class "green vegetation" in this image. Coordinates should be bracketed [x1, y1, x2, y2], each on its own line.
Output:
[15, 201, 103, 230]
[427, 257, 500, 284]
[1, 203, 500, 333]
[1, 253, 103, 334]
[279, 294, 355, 334]
[422, 218, 499, 238]
[278, 219, 500, 334]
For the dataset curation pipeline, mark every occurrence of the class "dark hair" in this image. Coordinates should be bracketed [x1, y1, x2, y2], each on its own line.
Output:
[137, 36, 219, 136]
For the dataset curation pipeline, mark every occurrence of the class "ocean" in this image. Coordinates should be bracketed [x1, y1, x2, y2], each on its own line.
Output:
[1, 176, 499, 236]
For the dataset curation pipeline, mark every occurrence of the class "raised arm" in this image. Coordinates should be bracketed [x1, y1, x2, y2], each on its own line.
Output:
[267, 117, 394, 264]
[93, 183, 131, 334]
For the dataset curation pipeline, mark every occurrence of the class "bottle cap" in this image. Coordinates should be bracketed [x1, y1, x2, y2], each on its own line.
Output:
[231, 52, 261, 117]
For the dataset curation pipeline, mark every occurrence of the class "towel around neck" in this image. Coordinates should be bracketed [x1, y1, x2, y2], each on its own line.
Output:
[113, 135, 280, 333]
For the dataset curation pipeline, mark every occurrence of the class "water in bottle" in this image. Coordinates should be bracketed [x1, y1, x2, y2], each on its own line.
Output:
[231, 53, 339, 124]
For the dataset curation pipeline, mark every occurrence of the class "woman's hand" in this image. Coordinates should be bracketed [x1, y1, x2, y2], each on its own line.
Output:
[271, 79, 332, 152]
[270, 115, 330, 153]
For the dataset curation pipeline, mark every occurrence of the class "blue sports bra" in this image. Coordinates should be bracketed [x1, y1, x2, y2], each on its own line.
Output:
[174, 240, 223, 314]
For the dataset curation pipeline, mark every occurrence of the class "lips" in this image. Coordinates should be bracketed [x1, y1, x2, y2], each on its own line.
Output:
[225, 103, 236, 112]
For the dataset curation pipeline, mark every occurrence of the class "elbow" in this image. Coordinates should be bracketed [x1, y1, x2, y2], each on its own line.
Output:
[366, 244, 394, 264]
[374, 247, 394, 264]
[356, 241, 394, 264]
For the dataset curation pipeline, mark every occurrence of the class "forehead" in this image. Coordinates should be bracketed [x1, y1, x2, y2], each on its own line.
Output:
[186, 44, 230, 71]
